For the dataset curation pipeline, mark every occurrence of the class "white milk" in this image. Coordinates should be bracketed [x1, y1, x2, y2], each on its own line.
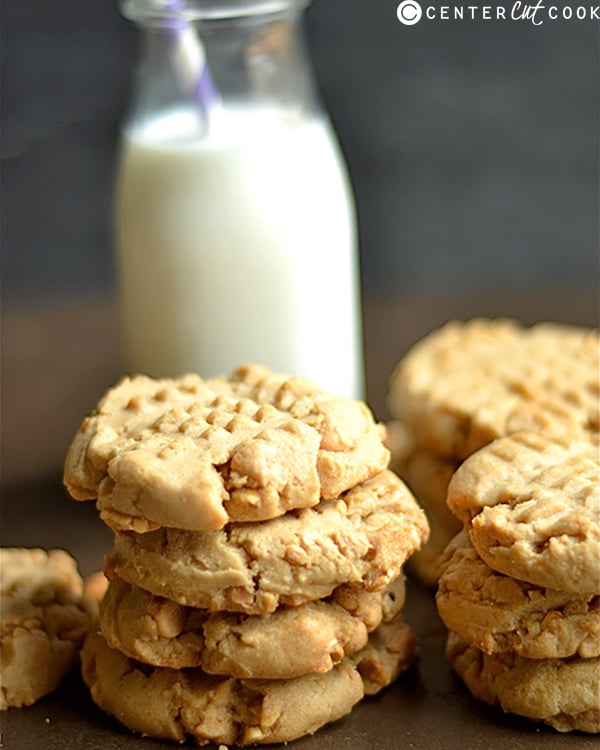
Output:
[115, 106, 364, 398]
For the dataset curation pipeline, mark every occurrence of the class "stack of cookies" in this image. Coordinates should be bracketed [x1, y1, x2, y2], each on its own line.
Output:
[437, 430, 600, 733]
[386, 318, 599, 586]
[64, 364, 429, 746]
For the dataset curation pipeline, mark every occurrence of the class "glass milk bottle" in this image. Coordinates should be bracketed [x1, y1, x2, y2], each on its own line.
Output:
[115, 0, 364, 398]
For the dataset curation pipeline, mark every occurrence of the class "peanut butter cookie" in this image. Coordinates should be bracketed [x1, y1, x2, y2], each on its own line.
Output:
[447, 631, 600, 733]
[64, 365, 390, 533]
[446, 432, 600, 596]
[98, 575, 405, 677]
[106, 470, 428, 614]
[437, 531, 600, 659]
[387, 319, 598, 460]
[1, 548, 96, 709]
[81, 615, 417, 746]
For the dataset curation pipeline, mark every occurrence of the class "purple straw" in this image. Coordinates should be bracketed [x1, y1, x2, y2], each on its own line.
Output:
[162, 0, 219, 109]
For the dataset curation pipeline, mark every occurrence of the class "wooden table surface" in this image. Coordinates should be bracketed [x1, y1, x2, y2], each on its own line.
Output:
[1, 289, 598, 750]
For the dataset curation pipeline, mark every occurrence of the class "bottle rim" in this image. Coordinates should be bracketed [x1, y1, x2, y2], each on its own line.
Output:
[120, 0, 311, 22]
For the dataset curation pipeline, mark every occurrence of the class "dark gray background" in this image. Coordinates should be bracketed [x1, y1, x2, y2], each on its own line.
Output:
[2, 0, 599, 302]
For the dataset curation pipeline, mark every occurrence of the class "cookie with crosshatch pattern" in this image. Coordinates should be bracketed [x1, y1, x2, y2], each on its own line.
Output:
[387, 318, 599, 461]
[64, 364, 390, 533]
[105, 470, 428, 615]
[446, 431, 600, 597]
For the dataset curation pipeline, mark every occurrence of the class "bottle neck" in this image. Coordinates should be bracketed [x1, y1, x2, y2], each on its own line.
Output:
[121, 0, 320, 136]
[121, 0, 311, 23]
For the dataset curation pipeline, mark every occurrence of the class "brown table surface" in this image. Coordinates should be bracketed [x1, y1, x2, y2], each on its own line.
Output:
[2, 289, 598, 750]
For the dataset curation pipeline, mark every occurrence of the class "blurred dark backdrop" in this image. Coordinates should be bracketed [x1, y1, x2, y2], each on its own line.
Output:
[2, 1, 599, 301]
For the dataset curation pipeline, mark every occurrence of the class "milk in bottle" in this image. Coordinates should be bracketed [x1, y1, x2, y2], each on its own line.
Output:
[115, 0, 364, 398]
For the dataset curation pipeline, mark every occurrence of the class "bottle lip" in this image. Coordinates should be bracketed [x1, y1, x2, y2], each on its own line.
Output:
[120, 0, 311, 22]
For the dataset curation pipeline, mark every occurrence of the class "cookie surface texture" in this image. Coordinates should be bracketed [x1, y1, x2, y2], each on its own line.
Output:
[446, 431, 600, 596]
[436, 531, 600, 659]
[1, 548, 96, 709]
[64, 364, 390, 532]
[350, 614, 418, 695]
[447, 632, 600, 733]
[82, 624, 411, 746]
[99, 575, 404, 677]
[106, 470, 429, 614]
[387, 319, 599, 460]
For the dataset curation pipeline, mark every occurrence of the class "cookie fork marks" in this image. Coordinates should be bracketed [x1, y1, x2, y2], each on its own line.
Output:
[64, 366, 390, 532]
[106, 471, 428, 615]
[447, 432, 600, 596]
[387, 319, 599, 460]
